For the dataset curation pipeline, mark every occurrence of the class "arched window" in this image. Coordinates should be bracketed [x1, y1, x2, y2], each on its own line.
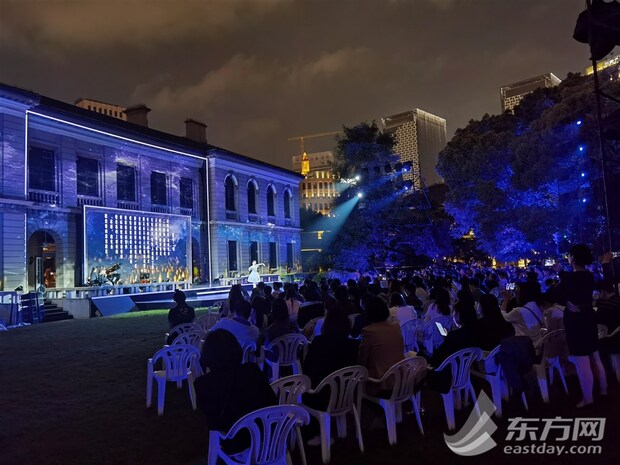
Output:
[267, 184, 276, 216]
[247, 180, 258, 214]
[225, 175, 237, 211]
[284, 188, 292, 219]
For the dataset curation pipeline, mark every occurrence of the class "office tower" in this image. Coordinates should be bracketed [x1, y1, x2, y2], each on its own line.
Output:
[292, 151, 341, 216]
[381, 109, 447, 189]
[500, 73, 561, 113]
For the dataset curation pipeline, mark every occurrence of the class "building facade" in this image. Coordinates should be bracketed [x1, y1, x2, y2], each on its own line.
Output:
[291, 151, 341, 216]
[75, 98, 127, 120]
[0, 83, 302, 292]
[500, 73, 561, 113]
[381, 109, 447, 189]
[585, 55, 620, 81]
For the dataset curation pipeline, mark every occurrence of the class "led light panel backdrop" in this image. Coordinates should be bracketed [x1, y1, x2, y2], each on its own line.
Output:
[84, 206, 191, 285]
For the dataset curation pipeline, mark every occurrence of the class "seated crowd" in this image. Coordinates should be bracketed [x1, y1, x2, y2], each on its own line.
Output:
[165, 245, 620, 459]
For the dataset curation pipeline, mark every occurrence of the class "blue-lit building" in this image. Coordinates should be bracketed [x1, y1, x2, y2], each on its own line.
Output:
[0, 83, 302, 292]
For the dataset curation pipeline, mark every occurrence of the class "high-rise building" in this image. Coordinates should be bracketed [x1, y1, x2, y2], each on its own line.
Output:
[500, 73, 561, 113]
[292, 151, 341, 215]
[381, 109, 447, 189]
[75, 98, 127, 120]
[585, 55, 620, 81]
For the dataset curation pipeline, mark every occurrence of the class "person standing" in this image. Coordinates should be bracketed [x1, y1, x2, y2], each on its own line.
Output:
[554, 244, 608, 407]
[248, 260, 264, 288]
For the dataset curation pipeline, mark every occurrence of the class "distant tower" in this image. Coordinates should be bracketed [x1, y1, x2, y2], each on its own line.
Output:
[75, 98, 127, 120]
[500, 73, 561, 113]
[292, 151, 341, 216]
[381, 109, 447, 189]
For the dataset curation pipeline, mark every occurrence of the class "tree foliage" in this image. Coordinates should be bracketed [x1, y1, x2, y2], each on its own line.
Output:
[325, 122, 453, 271]
[437, 72, 619, 260]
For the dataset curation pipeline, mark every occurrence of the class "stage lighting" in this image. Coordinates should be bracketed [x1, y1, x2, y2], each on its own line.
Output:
[579, 145, 585, 152]
[576, 120, 582, 126]
[355, 175, 361, 181]
[357, 192, 363, 198]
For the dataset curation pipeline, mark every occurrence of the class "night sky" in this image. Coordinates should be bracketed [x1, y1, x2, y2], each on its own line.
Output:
[0, 0, 589, 170]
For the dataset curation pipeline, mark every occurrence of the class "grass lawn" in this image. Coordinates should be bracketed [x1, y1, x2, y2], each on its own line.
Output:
[1, 312, 619, 465]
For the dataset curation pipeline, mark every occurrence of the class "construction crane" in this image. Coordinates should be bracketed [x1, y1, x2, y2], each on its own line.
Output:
[287, 131, 342, 155]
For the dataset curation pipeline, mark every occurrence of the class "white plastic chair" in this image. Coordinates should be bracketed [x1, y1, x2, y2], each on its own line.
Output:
[207, 405, 310, 465]
[169, 330, 205, 350]
[400, 318, 422, 353]
[302, 365, 368, 464]
[164, 322, 202, 344]
[196, 313, 218, 332]
[271, 375, 312, 404]
[434, 347, 483, 430]
[271, 375, 312, 465]
[533, 329, 569, 403]
[242, 341, 258, 364]
[146, 344, 201, 415]
[264, 334, 308, 381]
[471, 346, 528, 418]
[364, 357, 427, 444]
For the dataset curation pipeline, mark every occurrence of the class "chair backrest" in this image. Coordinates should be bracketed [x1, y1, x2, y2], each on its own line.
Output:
[435, 347, 482, 390]
[401, 318, 422, 352]
[167, 322, 202, 340]
[266, 333, 308, 366]
[242, 341, 258, 363]
[223, 405, 310, 465]
[170, 330, 204, 349]
[380, 357, 427, 403]
[271, 374, 311, 404]
[480, 345, 501, 375]
[537, 329, 567, 360]
[196, 314, 218, 332]
[314, 365, 368, 415]
[150, 344, 200, 382]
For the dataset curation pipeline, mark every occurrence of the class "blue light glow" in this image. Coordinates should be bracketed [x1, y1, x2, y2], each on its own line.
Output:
[581, 172, 586, 177]
[357, 192, 363, 198]
[582, 198, 587, 203]
[579, 145, 585, 152]
[576, 120, 582, 126]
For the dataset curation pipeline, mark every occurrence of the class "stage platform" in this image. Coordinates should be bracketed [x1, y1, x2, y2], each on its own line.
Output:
[89, 284, 251, 317]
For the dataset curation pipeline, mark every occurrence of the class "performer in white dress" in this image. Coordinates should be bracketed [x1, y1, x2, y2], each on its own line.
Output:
[248, 260, 265, 287]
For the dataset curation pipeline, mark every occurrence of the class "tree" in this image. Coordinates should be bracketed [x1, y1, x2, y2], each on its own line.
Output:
[325, 122, 453, 271]
[437, 72, 619, 261]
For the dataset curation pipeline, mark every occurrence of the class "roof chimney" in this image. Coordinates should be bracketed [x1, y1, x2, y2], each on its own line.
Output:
[185, 118, 207, 143]
[123, 104, 151, 127]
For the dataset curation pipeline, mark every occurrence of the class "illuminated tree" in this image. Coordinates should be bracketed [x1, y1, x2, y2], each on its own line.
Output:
[437, 72, 619, 260]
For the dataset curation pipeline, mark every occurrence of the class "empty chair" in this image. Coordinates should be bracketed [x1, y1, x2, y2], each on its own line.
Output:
[271, 374, 311, 405]
[207, 405, 310, 465]
[146, 344, 201, 415]
[364, 357, 427, 444]
[401, 318, 422, 353]
[434, 347, 482, 430]
[264, 333, 308, 381]
[242, 341, 258, 364]
[533, 329, 569, 403]
[169, 330, 205, 350]
[271, 375, 312, 465]
[196, 313, 218, 332]
[302, 365, 368, 464]
[164, 322, 202, 345]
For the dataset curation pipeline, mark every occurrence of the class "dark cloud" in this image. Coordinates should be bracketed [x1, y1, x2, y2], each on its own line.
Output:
[0, 0, 589, 169]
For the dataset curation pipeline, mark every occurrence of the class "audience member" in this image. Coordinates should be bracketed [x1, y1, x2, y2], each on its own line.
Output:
[210, 300, 259, 349]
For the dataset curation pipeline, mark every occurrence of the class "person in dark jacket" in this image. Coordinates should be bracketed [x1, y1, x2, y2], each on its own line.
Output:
[194, 329, 277, 453]
[167, 290, 195, 343]
[476, 294, 515, 350]
[264, 299, 300, 346]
